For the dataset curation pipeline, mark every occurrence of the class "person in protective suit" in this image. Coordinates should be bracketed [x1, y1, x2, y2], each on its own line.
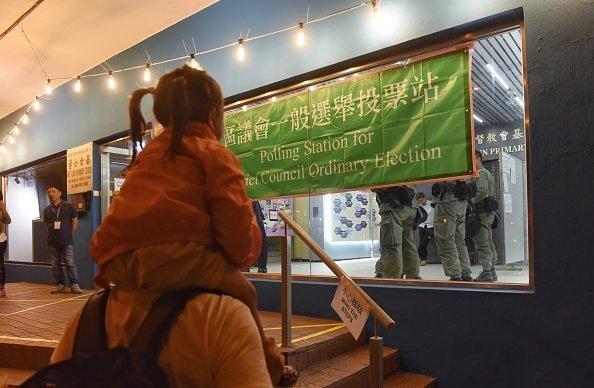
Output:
[432, 178, 473, 282]
[373, 185, 421, 279]
[471, 151, 499, 282]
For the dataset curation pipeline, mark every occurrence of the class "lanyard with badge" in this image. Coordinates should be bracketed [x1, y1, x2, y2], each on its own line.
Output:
[52, 203, 62, 230]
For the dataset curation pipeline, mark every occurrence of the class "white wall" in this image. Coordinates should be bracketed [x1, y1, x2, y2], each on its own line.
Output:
[6, 177, 39, 262]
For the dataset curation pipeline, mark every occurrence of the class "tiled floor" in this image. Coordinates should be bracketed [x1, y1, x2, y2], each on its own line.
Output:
[251, 257, 529, 283]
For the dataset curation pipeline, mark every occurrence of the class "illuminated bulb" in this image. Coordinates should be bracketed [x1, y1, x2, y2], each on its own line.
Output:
[371, 0, 379, 13]
[308, 85, 316, 92]
[297, 22, 305, 47]
[108, 71, 116, 89]
[237, 39, 245, 61]
[13, 125, 20, 135]
[189, 54, 202, 70]
[353, 73, 360, 77]
[242, 105, 248, 112]
[74, 76, 82, 93]
[8, 135, 15, 144]
[45, 79, 52, 95]
[271, 96, 277, 102]
[0, 145, 5, 154]
[143, 64, 151, 82]
[22, 113, 29, 124]
[33, 97, 40, 111]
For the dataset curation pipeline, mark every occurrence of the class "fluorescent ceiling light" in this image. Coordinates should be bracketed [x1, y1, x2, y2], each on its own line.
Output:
[485, 64, 510, 90]
[514, 96, 524, 108]
[473, 114, 484, 123]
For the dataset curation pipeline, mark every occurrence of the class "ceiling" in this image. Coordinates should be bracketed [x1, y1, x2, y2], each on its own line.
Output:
[0, 1, 523, 130]
[472, 29, 524, 126]
[0, 0, 217, 121]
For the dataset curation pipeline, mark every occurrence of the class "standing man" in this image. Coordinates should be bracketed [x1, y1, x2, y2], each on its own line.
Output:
[0, 193, 12, 297]
[43, 186, 82, 294]
[415, 192, 434, 266]
[373, 186, 421, 280]
[471, 151, 499, 282]
[252, 200, 268, 273]
[432, 179, 473, 281]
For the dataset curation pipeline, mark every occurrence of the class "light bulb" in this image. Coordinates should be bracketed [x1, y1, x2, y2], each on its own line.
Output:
[189, 54, 202, 70]
[8, 135, 15, 144]
[237, 39, 245, 61]
[242, 105, 248, 112]
[13, 125, 20, 135]
[308, 85, 316, 92]
[143, 64, 151, 82]
[22, 113, 29, 124]
[108, 71, 116, 89]
[0, 145, 6, 154]
[371, 0, 379, 13]
[45, 79, 52, 95]
[297, 22, 305, 47]
[74, 76, 82, 93]
[33, 97, 40, 111]
[271, 96, 277, 102]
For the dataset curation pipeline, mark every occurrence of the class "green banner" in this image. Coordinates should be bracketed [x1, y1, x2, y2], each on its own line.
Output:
[224, 49, 473, 199]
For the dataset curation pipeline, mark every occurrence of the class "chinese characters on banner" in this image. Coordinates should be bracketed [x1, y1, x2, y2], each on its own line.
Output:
[225, 49, 474, 199]
[67, 142, 93, 194]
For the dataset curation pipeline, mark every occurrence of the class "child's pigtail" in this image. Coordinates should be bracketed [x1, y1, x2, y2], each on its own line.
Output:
[128, 88, 155, 164]
[167, 76, 190, 158]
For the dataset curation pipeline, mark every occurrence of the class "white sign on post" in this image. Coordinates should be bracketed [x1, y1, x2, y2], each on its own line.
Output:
[67, 142, 93, 194]
[331, 277, 371, 339]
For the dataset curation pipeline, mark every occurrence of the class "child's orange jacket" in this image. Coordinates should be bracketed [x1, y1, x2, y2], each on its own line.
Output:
[91, 123, 261, 276]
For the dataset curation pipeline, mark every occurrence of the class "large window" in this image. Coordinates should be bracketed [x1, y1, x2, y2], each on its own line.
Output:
[233, 28, 530, 286]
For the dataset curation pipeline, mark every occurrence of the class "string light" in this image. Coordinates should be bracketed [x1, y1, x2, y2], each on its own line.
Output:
[0, 145, 6, 154]
[2, 1, 386, 148]
[308, 85, 316, 92]
[44, 79, 52, 95]
[189, 54, 202, 70]
[371, 0, 380, 13]
[242, 105, 248, 112]
[108, 71, 116, 89]
[74, 76, 82, 93]
[13, 125, 19, 135]
[143, 64, 151, 82]
[271, 96, 277, 102]
[237, 39, 245, 61]
[297, 22, 305, 47]
[7, 135, 15, 144]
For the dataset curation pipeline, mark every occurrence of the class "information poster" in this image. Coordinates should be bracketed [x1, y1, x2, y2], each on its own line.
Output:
[260, 198, 293, 236]
[330, 191, 375, 242]
[67, 142, 93, 194]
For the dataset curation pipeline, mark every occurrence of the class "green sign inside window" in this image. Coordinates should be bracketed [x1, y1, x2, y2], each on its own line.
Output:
[224, 49, 473, 199]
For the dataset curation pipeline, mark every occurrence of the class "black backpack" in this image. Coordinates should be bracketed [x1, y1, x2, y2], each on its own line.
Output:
[22, 288, 207, 388]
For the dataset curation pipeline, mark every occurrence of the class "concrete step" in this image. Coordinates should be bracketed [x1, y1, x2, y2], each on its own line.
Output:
[383, 371, 437, 387]
[283, 326, 365, 371]
[0, 367, 36, 387]
[294, 344, 399, 387]
[0, 342, 53, 370]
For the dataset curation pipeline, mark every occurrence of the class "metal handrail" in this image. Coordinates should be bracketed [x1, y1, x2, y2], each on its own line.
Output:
[279, 210, 395, 330]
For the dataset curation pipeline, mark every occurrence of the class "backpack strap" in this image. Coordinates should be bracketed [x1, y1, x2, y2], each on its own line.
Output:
[73, 288, 111, 355]
[72, 288, 211, 358]
[128, 288, 210, 354]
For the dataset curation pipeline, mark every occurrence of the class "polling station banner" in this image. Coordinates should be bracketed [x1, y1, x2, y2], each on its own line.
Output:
[224, 49, 473, 199]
